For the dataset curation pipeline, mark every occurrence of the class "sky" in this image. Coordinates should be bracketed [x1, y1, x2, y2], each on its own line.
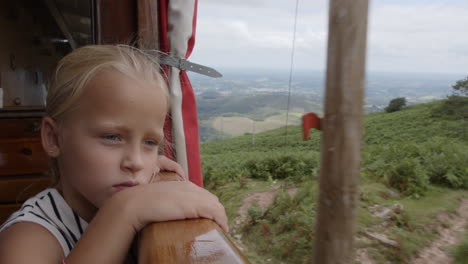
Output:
[189, 0, 468, 74]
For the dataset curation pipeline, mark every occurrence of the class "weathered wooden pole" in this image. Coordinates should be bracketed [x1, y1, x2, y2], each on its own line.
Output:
[313, 0, 369, 263]
[137, 0, 159, 47]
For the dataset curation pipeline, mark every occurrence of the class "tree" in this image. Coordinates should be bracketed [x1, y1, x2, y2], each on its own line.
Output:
[385, 97, 406, 113]
[431, 76, 468, 120]
[452, 76, 468, 96]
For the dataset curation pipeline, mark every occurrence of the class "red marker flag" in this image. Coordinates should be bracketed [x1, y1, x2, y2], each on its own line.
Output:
[302, 113, 321, 140]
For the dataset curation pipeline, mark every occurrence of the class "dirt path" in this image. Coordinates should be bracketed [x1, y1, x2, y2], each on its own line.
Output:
[354, 199, 468, 264]
[230, 187, 298, 233]
[229, 187, 298, 256]
[412, 198, 468, 264]
[237, 187, 298, 222]
[355, 248, 378, 264]
[234, 190, 468, 264]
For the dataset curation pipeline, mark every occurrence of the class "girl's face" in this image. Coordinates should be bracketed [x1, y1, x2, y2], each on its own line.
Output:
[51, 71, 167, 221]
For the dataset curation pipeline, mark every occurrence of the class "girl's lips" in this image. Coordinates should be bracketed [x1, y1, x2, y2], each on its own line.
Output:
[113, 181, 139, 190]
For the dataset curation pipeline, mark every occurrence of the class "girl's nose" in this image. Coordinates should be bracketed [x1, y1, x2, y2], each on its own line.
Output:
[121, 145, 145, 173]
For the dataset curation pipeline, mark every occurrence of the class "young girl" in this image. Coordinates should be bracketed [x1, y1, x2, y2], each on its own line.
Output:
[0, 45, 228, 263]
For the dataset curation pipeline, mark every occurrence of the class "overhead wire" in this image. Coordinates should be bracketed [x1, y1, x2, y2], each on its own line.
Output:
[284, 0, 300, 145]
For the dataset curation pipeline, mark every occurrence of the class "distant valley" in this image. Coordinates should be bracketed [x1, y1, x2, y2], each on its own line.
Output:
[189, 69, 463, 141]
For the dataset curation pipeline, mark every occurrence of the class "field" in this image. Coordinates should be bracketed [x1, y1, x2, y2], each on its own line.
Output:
[200, 99, 468, 263]
[210, 112, 302, 137]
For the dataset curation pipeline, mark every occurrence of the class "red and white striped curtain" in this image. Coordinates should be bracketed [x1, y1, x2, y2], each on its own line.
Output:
[157, 0, 203, 187]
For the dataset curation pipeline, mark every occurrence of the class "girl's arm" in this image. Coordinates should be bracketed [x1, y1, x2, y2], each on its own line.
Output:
[0, 181, 227, 264]
[0, 222, 64, 264]
[68, 181, 228, 263]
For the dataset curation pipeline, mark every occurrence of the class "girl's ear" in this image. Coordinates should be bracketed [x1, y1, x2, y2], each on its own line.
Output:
[41, 116, 61, 157]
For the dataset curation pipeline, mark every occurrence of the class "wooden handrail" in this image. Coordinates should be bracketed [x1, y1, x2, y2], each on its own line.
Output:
[139, 219, 249, 264]
[138, 172, 250, 263]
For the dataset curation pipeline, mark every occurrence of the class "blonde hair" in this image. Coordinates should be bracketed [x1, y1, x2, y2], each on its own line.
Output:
[46, 45, 169, 185]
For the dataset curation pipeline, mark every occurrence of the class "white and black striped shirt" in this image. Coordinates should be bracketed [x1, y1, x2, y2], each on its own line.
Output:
[0, 188, 88, 256]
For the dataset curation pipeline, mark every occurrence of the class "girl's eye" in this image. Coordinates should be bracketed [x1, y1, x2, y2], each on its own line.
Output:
[103, 135, 120, 141]
[144, 140, 157, 147]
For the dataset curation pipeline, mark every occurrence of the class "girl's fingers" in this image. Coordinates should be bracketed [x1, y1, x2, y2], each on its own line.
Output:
[170, 183, 228, 232]
[191, 194, 229, 233]
[213, 205, 229, 233]
[143, 181, 229, 232]
[157, 155, 186, 180]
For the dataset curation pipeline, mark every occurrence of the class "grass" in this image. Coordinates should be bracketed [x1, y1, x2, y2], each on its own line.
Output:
[382, 188, 467, 262]
[218, 175, 468, 263]
[451, 227, 468, 264]
[201, 100, 466, 155]
[357, 180, 468, 263]
[200, 100, 468, 263]
[398, 187, 465, 224]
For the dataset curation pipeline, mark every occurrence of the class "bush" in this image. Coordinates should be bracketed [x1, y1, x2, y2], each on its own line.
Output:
[385, 97, 407, 113]
[247, 206, 264, 225]
[421, 138, 468, 189]
[202, 160, 245, 187]
[364, 138, 468, 196]
[242, 183, 317, 263]
[365, 144, 429, 196]
[383, 158, 430, 196]
[431, 95, 468, 120]
[432, 76, 468, 120]
[244, 152, 318, 182]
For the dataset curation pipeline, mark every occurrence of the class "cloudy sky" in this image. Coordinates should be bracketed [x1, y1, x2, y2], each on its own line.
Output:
[190, 0, 468, 74]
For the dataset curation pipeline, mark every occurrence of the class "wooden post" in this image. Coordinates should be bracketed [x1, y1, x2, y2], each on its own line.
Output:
[137, 0, 159, 48]
[313, 1, 369, 263]
[94, 0, 137, 44]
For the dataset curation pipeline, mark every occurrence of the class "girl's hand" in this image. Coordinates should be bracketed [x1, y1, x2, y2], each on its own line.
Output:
[156, 155, 186, 181]
[114, 181, 229, 233]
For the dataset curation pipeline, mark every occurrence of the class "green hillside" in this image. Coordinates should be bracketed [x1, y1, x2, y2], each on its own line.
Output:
[202, 100, 466, 155]
[200, 100, 468, 263]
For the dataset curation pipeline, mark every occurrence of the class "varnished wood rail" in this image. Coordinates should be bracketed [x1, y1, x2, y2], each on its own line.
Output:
[138, 172, 250, 264]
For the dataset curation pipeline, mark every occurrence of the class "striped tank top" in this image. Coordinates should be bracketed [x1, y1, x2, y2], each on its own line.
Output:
[0, 188, 88, 256]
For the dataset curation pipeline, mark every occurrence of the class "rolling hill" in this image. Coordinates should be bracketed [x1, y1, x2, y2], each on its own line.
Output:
[200, 99, 468, 264]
